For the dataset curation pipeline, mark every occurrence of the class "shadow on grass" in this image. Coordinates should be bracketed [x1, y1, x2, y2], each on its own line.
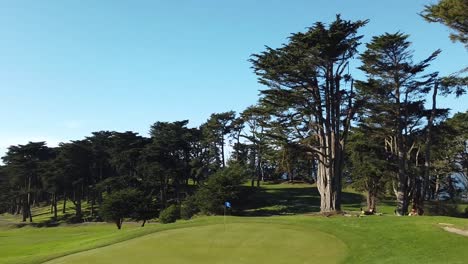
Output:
[12, 213, 77, 228]
[238, 184, 364, 216]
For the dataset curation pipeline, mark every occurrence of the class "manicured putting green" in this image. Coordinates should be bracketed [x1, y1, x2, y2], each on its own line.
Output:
[46, 223, 347, 264]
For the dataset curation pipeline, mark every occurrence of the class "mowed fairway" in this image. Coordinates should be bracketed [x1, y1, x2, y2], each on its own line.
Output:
[45, 223, 347, 264]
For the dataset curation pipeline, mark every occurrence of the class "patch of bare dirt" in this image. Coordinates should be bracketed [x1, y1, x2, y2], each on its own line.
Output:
[440, 225, 468, 237]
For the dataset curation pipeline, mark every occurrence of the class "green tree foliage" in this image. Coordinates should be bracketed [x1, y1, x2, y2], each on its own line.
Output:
[421, 0, 468, 45]
[429, 111, 468, 199]
[358, 32, 440, 215]
[55, 140, 93, 221]
[39, 151, 62, 220]
[2, 142, 53, 222]
[132, 195, 159, 227]
[159, 204, 180, 224]
[239, 105, 273, 186]
[347, 128, 391, 212]
[195, 164, 249, 215]
[180, 196, 198, 220]
[251, 15, 367, 212]
[1, 14, 467, 224]
[201, 111, 236, 169]
[100, 188, 143, 229]
[140, 121, 192, 208]
[0, 166, 11, 213]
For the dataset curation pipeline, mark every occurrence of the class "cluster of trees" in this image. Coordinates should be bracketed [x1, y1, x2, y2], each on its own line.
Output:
[246, 0, 468, 215]
[0, 1, 467, 224]
[0, 111, 307, 226]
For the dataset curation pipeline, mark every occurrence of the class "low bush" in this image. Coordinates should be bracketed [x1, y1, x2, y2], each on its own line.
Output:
[180, 196, 198, 220]
[426, 201, 462, 217]
[159, 204, 180, 224]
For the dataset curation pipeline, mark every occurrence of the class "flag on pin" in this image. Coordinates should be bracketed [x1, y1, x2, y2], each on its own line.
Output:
[224, 201, 231, 208]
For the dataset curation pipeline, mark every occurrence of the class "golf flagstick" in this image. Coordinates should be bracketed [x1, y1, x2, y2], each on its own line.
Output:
[224, 201, 231, 231]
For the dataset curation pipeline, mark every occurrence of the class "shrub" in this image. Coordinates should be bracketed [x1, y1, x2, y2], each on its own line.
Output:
[195, 164, 249, 215]
[180, 196, 198, 220]
[159, 204, 180, 224]
[426, 201, 461, 217]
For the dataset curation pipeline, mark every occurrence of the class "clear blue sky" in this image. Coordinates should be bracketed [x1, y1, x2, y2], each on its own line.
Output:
[0, 0, 467, 158]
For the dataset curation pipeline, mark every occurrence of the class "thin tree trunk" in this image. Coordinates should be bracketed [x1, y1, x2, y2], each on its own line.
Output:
[53, 193, 58, 220]
[27, 176, 33, 222]
[15, 200, 21, 215]
[395, 83, 409, 216]
[90, 189, 95, 217]
[419, 81, 438, 214]
[63, 193, 67, 214]
[221, 136, 225, 168]
[50, 194, 54, 214]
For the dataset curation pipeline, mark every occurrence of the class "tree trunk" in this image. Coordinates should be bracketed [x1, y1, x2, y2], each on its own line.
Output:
[27, 176, 33, 222]
[367, 190, 377, 212]
[53, 193, 58, 220]
[22, 196, 28, 222]
[90, 189, 95, 217]
[141, 220, 146, 227]
[75, 199, 82, 219]
[418, 81, 438, 215]
[15, 200, 21, 215]
[221, 136, 225, 168]
[72, 189, 82, 220]
[395, 186, 408, 216]
[316, 157, 341, 212]
[50, 195, 54, 214]
[395, 83, 409, 216]
[62, 193, 67, 214]
[256, 150, 262, 187]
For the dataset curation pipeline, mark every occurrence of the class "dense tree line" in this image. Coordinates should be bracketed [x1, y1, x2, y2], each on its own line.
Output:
[0, 113, 289, 226]
[0, 3, 467, 224]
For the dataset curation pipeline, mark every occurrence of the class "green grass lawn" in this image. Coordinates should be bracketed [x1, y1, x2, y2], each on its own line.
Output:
[45, 222, 347, 264]
[3, 216, 464, 264]
[1, 183, 467, 264]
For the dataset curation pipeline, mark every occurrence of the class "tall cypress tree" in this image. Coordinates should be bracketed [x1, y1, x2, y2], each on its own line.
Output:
[251, 16, 367, 212]
[358, 33, 440, 215]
